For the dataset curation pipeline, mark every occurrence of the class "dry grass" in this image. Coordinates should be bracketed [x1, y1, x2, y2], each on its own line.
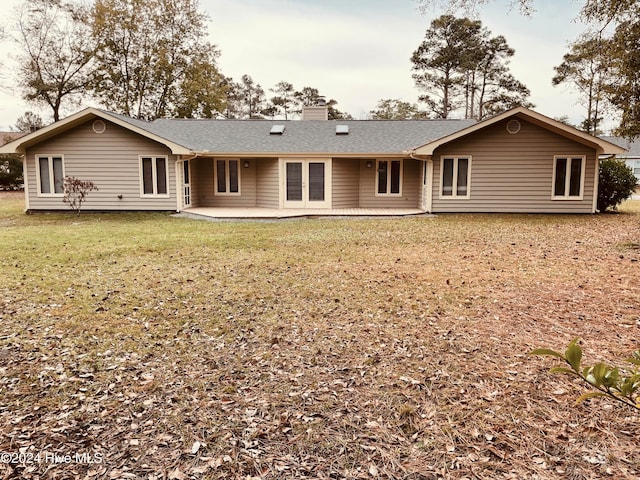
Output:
[1, 191, 639, 479]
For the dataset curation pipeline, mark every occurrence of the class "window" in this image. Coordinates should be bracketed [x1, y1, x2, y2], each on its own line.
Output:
[440, 156, 471, 198]
[140, 156, 169, 197]
[37, 155, 65, 195]
[376, 159, 402, 195]
[215, 159, 240, 195]
[552, 156, 585, 199]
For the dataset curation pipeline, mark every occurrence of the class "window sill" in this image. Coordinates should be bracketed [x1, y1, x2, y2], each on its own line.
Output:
[37, 193, 64, 198]
[551, 196, 584, 201]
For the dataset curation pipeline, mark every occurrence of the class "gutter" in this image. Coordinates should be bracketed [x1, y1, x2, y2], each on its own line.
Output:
[192, 151, 409, 159]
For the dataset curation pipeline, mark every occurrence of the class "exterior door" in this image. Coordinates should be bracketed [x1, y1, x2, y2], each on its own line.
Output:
[183, 160, 191, 208]
[420, 160, 430, 211]
[283, 160, 330, 208]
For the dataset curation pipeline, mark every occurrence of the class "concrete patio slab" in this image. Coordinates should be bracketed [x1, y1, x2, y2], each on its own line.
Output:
[177, 207, 430, 220]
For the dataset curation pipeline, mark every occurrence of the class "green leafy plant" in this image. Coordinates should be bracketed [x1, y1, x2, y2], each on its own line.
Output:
[597, 158, 637, 212]
[62, 176, 98, 214]
[0, 154, 24, 190]
[531, 338, 640, 411]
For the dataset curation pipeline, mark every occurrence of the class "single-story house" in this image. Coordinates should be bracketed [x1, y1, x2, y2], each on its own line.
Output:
[0, 105, 625, 215]
[600, 136, 640, 184]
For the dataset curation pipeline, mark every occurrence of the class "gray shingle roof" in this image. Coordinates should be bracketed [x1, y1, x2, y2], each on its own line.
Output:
[600, 136, 640, 157]
[106, 112, 477, 154]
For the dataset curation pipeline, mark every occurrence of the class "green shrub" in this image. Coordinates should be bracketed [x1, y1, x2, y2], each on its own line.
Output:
[0, 154, 24, 190]
[597, 158, 637, 212]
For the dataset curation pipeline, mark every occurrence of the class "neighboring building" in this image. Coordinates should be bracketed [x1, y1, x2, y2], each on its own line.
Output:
[600, 136, 640, 184]
[1, 132, 28, 146]
[0, 106, 625, 214]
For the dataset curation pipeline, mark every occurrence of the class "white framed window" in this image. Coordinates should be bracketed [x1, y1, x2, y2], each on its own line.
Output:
[215, 159, 241, 195]
[552, 156, 585, 200]
[440, 156, 471, 199]
[139, 156, 169, 197]
[36, 155, 65, 196]
[376, 159, 402, 196]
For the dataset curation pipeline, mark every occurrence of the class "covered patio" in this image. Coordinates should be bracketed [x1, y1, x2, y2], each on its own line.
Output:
[180, 207, 429, 219]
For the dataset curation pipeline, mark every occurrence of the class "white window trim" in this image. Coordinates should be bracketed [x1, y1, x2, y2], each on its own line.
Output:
[551, 155, 586, 200]
[35, 154, 65, 197]
[214, 158, 242, 196]
[439, 156, 472, 199]
[374, 159, 403, 197]
[139, 155, 170, 198]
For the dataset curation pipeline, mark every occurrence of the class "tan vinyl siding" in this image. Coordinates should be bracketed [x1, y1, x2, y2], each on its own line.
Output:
[190, 157, 212, 208]
[25, 119, 176, 211]
[301, 107, 328, 121]
[359, 158, 420, 208]
[432, 119, 597, 213]
[332, 158, 360, 208]
[256, 158, 279, 208]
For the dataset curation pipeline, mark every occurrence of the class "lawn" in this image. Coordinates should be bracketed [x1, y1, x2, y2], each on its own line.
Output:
[1, 192, 639, 479]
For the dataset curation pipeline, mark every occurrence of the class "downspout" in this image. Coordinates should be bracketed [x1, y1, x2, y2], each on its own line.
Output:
[409, 152, 433, 213]
[176, 153, 199, 212]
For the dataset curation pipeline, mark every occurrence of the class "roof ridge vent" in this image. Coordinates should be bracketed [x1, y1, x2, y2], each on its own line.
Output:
[270, 124, 285, 135]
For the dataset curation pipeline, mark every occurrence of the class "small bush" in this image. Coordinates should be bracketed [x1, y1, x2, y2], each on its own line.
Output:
[597, 158, 637, 212]
[62, 176, 98, 214]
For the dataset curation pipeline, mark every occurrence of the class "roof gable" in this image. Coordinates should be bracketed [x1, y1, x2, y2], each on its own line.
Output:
[411, 107, 625, 156]
[0, 108, 192, 155]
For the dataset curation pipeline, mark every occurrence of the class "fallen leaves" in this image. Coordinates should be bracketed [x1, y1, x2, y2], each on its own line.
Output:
[1, 202, 639, 479]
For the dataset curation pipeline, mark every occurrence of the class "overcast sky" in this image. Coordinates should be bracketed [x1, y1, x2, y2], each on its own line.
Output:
[0, 0, 600, 130]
